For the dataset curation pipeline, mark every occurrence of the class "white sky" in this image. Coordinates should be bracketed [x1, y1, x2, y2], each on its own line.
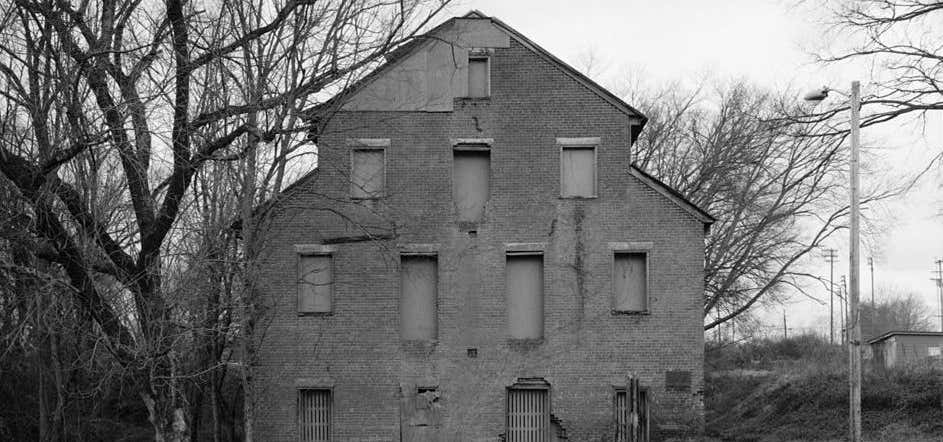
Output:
[453, 0, 943, 334]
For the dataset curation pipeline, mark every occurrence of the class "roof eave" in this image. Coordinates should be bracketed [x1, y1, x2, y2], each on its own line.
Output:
[628, 165, 715, 227]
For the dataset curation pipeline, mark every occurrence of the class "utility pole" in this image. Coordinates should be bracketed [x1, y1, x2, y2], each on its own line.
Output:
[841, 275, 848, 345]
[783, 309, 788, 340]
[824, 248, 838, 345]
[932, 258, 942, 332]
[868, 257, 874, 306]
[804, 81, 862, 441]
[847, 80, 862, 442]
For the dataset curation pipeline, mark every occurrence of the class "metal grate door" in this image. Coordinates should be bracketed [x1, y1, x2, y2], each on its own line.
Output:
[616, 379, 650, 442]
[615, 390, 628, 442]
[507, 388, 549, 442]
[298, 389, 330, 442]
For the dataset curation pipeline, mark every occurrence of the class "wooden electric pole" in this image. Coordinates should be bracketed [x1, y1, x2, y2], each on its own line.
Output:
[840, 275, 848, 346]
[847, 80, 862, 442]
[783, 309, 788, 340]
[804, 81, 862, 441]
[933, 258, 942, 332]
[824, 248, 838, 344]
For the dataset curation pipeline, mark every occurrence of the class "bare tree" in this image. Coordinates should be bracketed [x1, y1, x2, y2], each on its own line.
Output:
[0, 1, 450, 440]
[860, 286, 935, 340]
[811, 1, 943, 129]
[625, 80, 899, 330]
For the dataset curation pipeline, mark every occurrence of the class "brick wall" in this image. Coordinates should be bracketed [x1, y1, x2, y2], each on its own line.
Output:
[254, 37, 706, 441]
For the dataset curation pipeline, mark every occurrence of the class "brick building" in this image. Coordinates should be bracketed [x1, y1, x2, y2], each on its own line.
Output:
[254, 11, 713, 441]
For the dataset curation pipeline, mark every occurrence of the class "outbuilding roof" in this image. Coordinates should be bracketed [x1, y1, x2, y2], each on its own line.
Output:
[868, 330, 943, 345]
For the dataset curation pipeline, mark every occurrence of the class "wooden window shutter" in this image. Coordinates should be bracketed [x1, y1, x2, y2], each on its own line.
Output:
[351, 149, 384, 199]
[400, 255, 438, 340]
[560, 147, 595, 197]
[467, 57, 489, 97]
[453, 149, 490, 223]
[298, 255, 333, 313]
[613, 252, 647, 312]
[506, 254, 544, 340]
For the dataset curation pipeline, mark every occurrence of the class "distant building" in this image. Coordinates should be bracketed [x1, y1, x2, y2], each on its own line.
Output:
[868, 331, 943, 369]
[253, 10, 714, 441]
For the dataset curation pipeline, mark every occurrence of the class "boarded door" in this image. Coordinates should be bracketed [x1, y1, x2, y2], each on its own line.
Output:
[401, 255, 437, 340]
[506, 254, 543, 340]
[453, 150, 490, 223]
[507, 388, 549, 441]
[616, 378, 649, 442]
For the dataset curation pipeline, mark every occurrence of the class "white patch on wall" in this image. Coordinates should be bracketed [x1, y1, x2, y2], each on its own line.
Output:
[341, 19, 510, 111]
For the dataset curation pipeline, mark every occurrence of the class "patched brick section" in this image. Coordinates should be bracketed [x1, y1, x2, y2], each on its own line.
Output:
[254, 36, 706, 441]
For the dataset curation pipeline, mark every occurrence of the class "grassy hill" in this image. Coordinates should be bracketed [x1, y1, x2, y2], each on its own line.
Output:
[704, 335, 943, 441]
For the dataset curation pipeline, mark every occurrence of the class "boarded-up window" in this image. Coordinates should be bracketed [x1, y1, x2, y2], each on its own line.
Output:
[298, 389, 331, 442]
[613, 252, 647, 312]
[453, 149, 490, 223]
[507, 388, 549, 441]
[401, 255, 437, 340]
[561, 146, 596, 197]
[468, 57, 489, 98]
[299, 255, 332, 313]
[506, 254, 543, 340]
[351, 149, 384, 199]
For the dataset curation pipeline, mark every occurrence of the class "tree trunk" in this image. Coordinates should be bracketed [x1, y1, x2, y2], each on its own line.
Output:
[143, 392, 190, 442]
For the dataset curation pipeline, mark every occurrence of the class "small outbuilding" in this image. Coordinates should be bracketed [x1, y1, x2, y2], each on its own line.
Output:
[868, 331, 943, 369]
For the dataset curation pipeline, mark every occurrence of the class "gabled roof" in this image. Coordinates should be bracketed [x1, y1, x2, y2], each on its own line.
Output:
[868, 330, 943, 345]
[628, 165, 715, 227]
[289, 12, 713, 229]
[463, 11, 647, 127]
[312, 11, 647, 134]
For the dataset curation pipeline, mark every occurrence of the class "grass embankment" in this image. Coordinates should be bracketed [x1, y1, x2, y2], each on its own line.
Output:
[704, 335, 943, 441]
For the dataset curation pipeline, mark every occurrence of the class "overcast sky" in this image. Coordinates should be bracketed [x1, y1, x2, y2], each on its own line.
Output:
[454, 0, 943, 334]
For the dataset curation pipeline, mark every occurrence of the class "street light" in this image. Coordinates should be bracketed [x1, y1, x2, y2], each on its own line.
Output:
[805, 81, 862, 442]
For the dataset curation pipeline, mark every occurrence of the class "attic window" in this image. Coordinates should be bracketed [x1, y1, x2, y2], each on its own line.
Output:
[467, 57, 490, 98]
[558, 137, 599, 198]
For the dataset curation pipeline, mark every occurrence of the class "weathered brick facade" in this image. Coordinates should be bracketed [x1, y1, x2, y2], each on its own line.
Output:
[254, 12, 711, 441]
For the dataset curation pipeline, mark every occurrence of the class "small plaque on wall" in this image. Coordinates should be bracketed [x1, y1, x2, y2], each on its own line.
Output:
[665, 370, 692, 392]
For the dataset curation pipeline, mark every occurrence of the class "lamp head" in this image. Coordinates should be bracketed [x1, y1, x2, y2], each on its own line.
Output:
[803, 87, 830, 102]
